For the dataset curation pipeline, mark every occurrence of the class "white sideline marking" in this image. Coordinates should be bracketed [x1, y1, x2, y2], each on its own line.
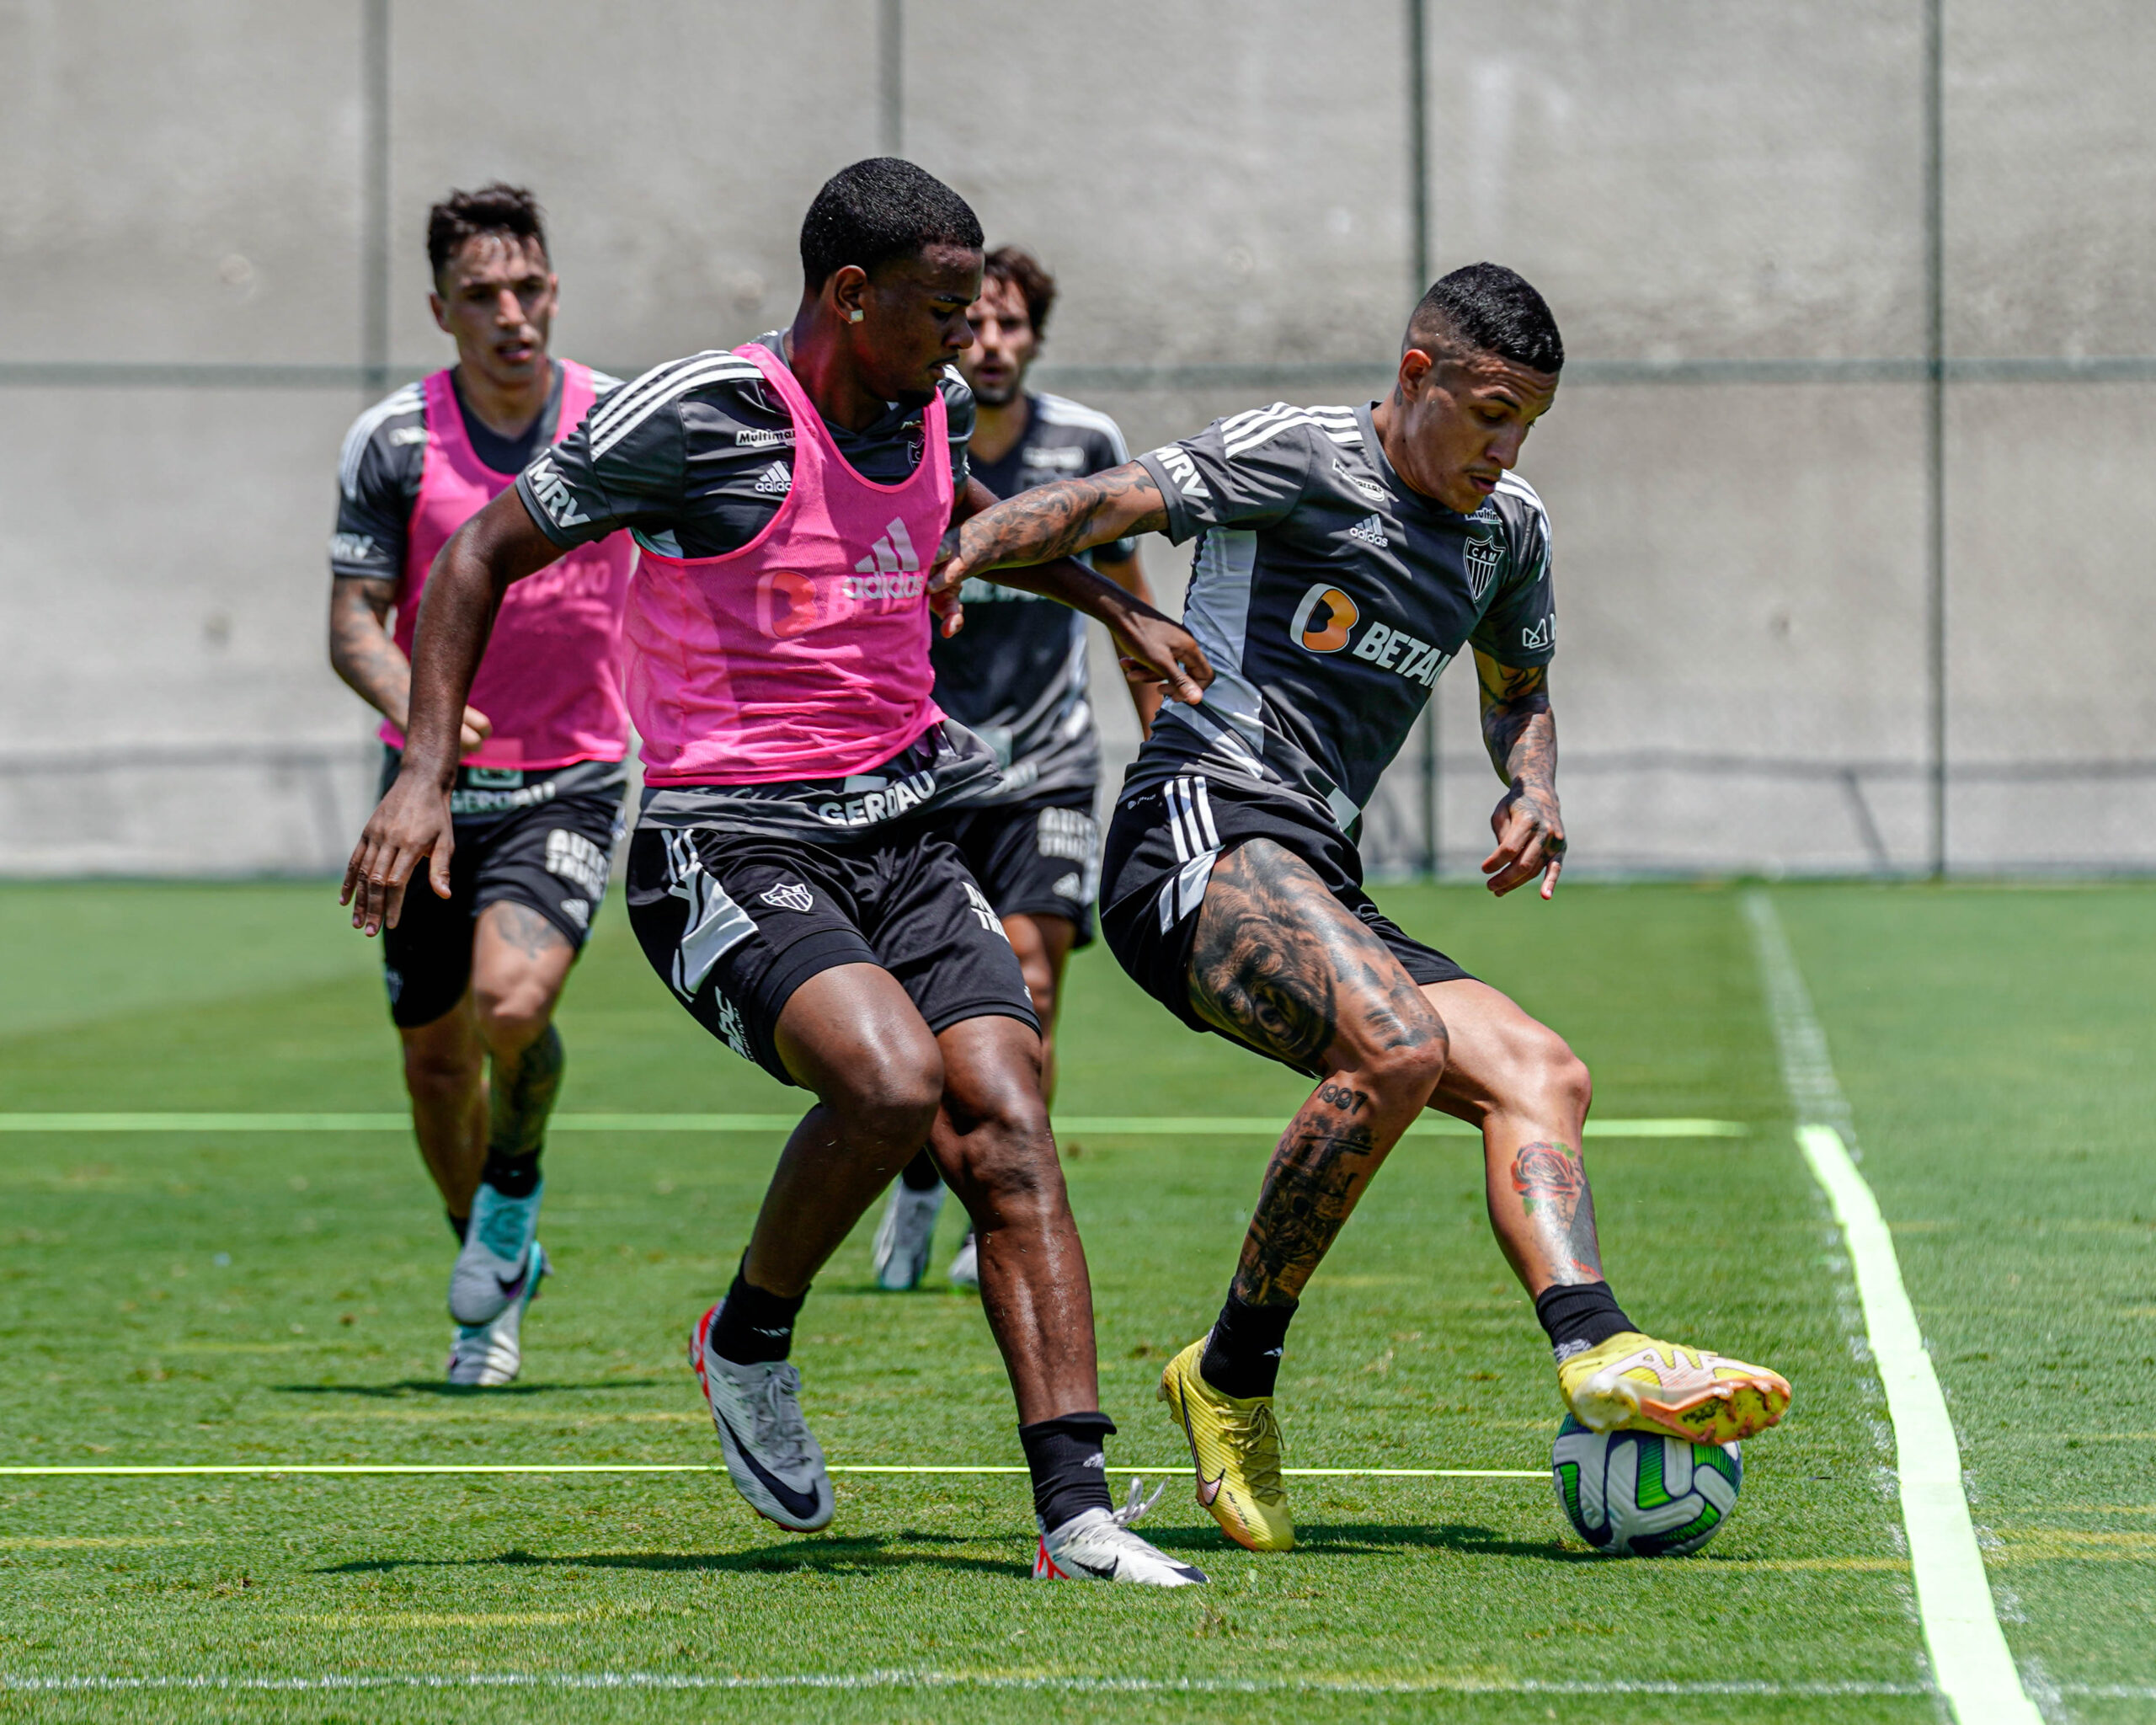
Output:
[0, 1463, 1544, 1480]
[0, 1111, 1744, 1138]
[1744, 892, 2041, 1725]
[0, 1670, 1933, 1699]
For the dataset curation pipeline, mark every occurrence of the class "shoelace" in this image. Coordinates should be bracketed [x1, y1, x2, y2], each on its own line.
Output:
[1223, 1401, 1287, 1498]
[1109, 1477, 1166, 1528]
[751, 1363, 816, 1473]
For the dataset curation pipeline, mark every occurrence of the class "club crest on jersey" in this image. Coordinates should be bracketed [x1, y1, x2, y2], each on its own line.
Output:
[1463, 532, 1503, 601]
[1289, 583, 1359, 653]
[759, 881, 814, 914]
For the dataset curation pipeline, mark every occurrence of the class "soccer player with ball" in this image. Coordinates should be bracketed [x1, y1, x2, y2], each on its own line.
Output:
[931, 263, 1791, 1555]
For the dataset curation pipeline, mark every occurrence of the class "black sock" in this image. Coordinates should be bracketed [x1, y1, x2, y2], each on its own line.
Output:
[1017, 1411, 1116, 1532]
[898, 1149, 942, 1193]
[446, 1210, 470, 1244]
[708, 1261, 808, 1365]
[479, 1147, 542, 1200]
[1534, 1281, 1636, 1362]
[1198, 1292, 1297, 1399]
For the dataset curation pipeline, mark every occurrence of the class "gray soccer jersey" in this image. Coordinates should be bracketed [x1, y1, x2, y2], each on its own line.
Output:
[514, 332, 973, 559]
[329, 361, 608, 582]
[1131, 401, 1555, 840]
[931, 391, 1135, 804]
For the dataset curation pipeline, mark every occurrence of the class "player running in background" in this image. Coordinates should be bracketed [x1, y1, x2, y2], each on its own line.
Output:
[931, 263, 1791, 1555]
[344, 160, 1213, 1587]
[872, 246, 1160, 1294]
[329, 184, 634, 1387]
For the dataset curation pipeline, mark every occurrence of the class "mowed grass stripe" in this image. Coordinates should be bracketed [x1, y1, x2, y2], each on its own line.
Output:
[1747, 893, 2042, 1725]
[0, 1670, 1938, 1699]
[0, 1112, 1747, 1136]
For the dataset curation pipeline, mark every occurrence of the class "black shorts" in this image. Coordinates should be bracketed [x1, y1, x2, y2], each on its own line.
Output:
[939, 793, 1101, 947]
[382, 782, 626, 1029]
[623, 822, 1039, 1086]
[1099, 771, 1470, 1064]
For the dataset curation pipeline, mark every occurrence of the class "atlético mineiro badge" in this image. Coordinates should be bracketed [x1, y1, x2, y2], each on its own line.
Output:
[1463, 533, 1503, 602]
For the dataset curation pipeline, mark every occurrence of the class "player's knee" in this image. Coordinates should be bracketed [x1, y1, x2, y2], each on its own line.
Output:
[1541, 1037, 1593, 1122]
[826, 1050, 944, 1158]
[401, 1041, 480, 1105]
[1351, 998, 1450, 1104]
[938, 1071, 1057, 1204]
[472, 986, 555, 1056]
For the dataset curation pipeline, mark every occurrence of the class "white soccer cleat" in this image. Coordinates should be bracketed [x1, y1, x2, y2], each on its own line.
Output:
[1033, 1478, 1209, 1587]
[947, 1231, 980, 1290]
[446, 1242, 547, 1387]
[688, 1302, 835, 1531]
[871, 1180, 945, 1291]
[449, 1181, 544, 1327]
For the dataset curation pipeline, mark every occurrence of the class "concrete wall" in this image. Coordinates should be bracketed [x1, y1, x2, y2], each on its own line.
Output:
[3, 0, 2152, 874]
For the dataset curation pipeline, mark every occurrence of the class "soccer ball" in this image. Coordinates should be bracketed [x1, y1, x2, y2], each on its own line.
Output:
[1550, 1415, 1742, 1557]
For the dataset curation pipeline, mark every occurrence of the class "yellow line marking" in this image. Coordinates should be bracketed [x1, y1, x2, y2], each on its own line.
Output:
[0, 1462, 1545, 1480]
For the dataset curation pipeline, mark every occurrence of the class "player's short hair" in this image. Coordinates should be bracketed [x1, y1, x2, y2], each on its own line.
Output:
[982, 245, 1058, 339]
[427, 184, 548, 281]
[799, 158, 984, 290]
[1406, 263, 1564, 373]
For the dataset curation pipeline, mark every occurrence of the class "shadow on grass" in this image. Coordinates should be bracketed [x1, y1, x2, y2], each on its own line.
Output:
[318, 1532, 1018, 1579]
[272, 1380, 665, 1399]
[1277, 1522, 1594, 1563]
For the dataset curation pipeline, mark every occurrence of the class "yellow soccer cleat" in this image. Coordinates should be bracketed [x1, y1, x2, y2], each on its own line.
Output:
[1557, 1331, 1791, 1446]
[1158, 1338, 1294, 1552]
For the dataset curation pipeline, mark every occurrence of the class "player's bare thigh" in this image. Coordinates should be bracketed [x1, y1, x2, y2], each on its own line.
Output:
[1416, 978, 1593, 1130]
[468, 900, 578, 1044]
[1187, 838, 1444, 1074]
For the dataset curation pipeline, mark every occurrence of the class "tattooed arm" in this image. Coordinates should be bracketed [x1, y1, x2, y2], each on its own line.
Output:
[1474, 649, 1565, 900]
[934, 467, 1209, 705]
[328, 576, 492, 757]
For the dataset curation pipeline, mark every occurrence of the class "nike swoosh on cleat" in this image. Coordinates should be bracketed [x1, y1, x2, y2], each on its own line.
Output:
[1062, 1555, 1118, 1580]
[1196, 1469, 1225, 1508]
[494, 1270, 527, 1299]
[715, 1410, 825, 1525]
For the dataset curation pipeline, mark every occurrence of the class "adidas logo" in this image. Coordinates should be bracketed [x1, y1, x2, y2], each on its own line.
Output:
[853, 515, 920, 576]
[752, 460, 792, 496]
[1347, 513, 1388, 549]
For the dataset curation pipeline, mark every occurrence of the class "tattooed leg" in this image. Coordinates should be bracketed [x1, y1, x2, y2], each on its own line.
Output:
[1413, 978, 1601, 1295]
[470, 900, 580, 1189]
[1188, 841, 1450, 1306]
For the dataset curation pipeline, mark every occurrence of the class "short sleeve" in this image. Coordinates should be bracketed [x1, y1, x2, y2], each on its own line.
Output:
[1082, 420, 1139, 565]
[1134, 404, 1316, 545]
[1469, 487, 1556, 667]
[940, 366, 975, 494]
[515, 368, 687, 548]
[329, 387, 421, 581]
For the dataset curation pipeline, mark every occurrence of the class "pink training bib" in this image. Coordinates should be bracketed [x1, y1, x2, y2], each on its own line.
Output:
[385, 361, 637, 769]
[624, 342, 953, 784]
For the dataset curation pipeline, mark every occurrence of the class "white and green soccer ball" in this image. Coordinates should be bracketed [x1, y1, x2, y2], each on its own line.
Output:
[1550, 1415, 1742, 1557]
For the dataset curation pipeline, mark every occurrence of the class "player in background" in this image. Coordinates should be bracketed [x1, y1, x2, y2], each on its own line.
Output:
[872, 247, 1160, 1294]
[328, 184, 634, 1387]
[344, 160, 1213, 1587]
[931, 263, 1791, 1555]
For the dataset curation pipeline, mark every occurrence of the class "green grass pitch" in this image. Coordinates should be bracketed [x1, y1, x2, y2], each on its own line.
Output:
[2, 878, 2153, 1722]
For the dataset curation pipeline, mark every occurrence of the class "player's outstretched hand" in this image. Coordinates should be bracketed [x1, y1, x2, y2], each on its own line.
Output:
[1113, 615, 1213, 709]
[340, 773, 456, 937]
[1483, 784, 1566, 900]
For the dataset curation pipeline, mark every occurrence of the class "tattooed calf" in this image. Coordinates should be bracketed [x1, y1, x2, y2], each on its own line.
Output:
[1234, 1117, 1380, 1306]
[1510, 1140, 1603, 1284]
[1316, 1080, 1369, 1114]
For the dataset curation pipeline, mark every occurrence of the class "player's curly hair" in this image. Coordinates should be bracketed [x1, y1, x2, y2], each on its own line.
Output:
[983, 246, 1057, 339]
[800, 158, 983, 289]
[1407, 263, 1564, 372]
[427, 183, 548, 281]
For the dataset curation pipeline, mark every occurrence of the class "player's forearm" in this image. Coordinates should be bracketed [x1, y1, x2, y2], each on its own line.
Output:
[1095, 553, 1165, 732]
[991, 555, 1177, 641]
[328, 581, 412, 729]
[1484, 700, 1557, 795]
[955, 463, 1168, 572]
[400, 536, 507, 783]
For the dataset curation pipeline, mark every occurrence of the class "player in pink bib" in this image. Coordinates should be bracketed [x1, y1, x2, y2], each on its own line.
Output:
[346, 161, 1214, 1587]
[330, 185, 635, 1389]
